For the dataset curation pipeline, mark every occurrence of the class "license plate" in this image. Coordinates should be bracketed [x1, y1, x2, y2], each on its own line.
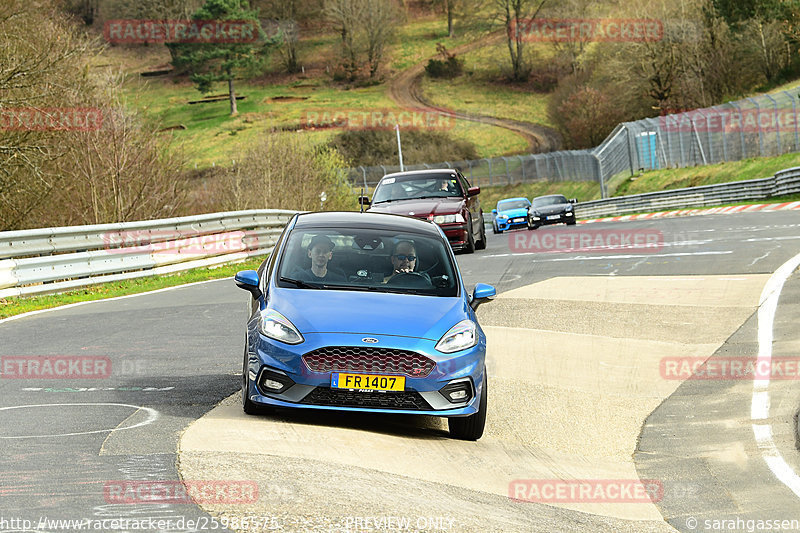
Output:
[547, 215, 561, 220]
[332, 373, 405, 392]
[513, 217, 525, 222]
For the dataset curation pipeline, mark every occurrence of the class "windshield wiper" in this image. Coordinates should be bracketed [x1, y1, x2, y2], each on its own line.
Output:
[371, 199, 397, 204]
[279, 277, 321, 289]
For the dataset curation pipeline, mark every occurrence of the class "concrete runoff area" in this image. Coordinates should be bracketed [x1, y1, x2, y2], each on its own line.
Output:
[178, 275, 768, 529]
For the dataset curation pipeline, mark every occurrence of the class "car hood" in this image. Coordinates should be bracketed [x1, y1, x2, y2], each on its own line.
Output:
[369, 197, 464, 217]
[497, 208, 529, 218]
[532, 203, 570, 215]
[270, 289, 469, 340]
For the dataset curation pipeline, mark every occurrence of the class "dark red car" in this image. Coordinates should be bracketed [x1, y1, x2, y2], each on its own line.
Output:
[361, 169, 486, 253]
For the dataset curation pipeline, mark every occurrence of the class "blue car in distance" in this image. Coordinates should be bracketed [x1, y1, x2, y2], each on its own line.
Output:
[234, 211, 496, 440]
[492, 197, 531, 233]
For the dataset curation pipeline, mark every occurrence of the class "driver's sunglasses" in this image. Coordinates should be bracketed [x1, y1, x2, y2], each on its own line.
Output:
[393, 254, 416, 262]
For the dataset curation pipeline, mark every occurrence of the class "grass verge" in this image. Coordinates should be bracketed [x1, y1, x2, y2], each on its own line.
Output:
[0, 256, 266, 320]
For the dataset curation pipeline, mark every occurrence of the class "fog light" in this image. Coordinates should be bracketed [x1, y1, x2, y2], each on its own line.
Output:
[257, 369, 294, 395]
[263, 378, 284, 390]
[439, 379, 474, 404]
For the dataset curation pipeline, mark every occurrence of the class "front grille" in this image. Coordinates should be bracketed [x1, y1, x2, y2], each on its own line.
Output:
[302, 347, 435, 377]
[301, 387, 432, 410]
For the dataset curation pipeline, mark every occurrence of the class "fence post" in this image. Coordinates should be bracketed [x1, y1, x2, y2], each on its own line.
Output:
[359, 166, 367, 191]
[624, 125, 635, 175]
[518, 155, 525, 181]
[764, 93, 781, 155]
[486, 158, 492, 186]
[502, 157, 510, 184]
[782, 90, 799, 152]
[691, 118, 707, 165]
[747, 97, 764, 156]
[721, 110, 728, 161]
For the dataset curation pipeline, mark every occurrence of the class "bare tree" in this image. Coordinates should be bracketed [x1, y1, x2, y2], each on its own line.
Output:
[209, 133, 351, 213]
[494, 0, 548, 81]
[324, 0, 399, 80]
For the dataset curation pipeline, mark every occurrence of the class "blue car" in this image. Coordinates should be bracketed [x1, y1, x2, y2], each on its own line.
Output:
[234, 211, 496, 440]
[492, 197, 531, 233]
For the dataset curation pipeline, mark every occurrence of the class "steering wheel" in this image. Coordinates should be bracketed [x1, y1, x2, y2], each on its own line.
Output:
[385, 271, 432, 288]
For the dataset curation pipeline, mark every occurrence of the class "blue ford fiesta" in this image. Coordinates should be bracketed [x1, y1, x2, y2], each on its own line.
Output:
[234, 212, 496, 440]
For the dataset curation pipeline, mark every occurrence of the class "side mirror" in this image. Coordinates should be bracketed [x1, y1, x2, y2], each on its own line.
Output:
[569, 198, 578, 204]
[358, 196, 371, 206]
[491, 209, 497, 215]
[467, 186, 480, 197]
[234, 270, 262, 300]
[470, 283, 496, 311]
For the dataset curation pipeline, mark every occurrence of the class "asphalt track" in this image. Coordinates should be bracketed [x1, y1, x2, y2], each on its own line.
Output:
[1, 210, 799, 533]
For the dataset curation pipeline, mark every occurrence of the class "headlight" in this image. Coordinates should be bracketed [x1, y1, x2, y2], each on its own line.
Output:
[497, 214, 509, 220]
[435, 320, 478, 353]
[433, 213, 465, 224]
[259, 310, 304, 344]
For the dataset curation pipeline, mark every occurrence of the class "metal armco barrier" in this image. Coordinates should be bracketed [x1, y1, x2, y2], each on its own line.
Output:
[572, 167, 800, 219]
[0, 210, 297, 299]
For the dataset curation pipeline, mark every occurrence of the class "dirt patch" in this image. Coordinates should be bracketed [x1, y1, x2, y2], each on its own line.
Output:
[264, 95, 309, 103]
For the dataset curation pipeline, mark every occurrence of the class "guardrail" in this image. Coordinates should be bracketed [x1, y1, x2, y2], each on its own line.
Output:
[0, 210, 297, 299]
[572, 167, 800, 219]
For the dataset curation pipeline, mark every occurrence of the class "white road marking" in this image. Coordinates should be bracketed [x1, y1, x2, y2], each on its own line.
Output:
[529, 251, 733, 262]
[0, 403, 159, 439]
[751, 251, 800, 498]
[0, 278, 227, 325]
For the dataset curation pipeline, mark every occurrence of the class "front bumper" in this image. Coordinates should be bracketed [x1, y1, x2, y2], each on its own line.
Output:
[441, 223, 469, 250]
[529, 211, 575, 226]
[245, 331, 486, 417]
[496, 217, 527, 231]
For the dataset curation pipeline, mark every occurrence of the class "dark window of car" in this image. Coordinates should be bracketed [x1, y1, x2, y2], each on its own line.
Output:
[533, 195, 569, 207]
[497, 199, 531, 210]
[276, 227, 459, 297]
[372, 173, 464, 204]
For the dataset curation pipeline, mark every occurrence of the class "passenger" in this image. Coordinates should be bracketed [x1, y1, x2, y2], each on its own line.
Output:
[294, 235, 346, 282]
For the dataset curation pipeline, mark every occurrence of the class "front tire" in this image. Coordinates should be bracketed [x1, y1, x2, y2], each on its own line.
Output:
[242, 346, 273, 416]
[448, 373, 487, 441]
[463, 220, 475, 254]
[476, 216, 487, 250]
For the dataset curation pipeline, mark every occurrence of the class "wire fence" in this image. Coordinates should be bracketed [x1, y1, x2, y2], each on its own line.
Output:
[343, 90, 800, 196]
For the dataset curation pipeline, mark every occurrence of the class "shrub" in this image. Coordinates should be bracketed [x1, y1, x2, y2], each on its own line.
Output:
[327, 129, 478, 167]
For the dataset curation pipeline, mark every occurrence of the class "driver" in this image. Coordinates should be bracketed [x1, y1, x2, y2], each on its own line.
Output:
[383, 240, 430, 284]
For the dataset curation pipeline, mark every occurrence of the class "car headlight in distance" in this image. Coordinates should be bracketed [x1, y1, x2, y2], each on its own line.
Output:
[433, 213, 465, 224]
[259, 310, 304, 344]
[497, 214, 509, 220]
[435, 320, 478, 353]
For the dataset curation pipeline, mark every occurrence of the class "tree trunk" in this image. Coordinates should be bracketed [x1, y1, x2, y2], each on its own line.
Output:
[447, 1, 454, 37]
[228, 77, 238, 116]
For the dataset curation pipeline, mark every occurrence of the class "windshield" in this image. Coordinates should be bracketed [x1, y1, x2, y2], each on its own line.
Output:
[276, 228, 459, 297]
[533, 195, 568, 207]
[372, 173, 464, 203]
[497, 199, 530, 211]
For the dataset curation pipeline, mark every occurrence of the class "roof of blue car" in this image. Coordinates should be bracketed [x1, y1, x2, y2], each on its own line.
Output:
[294, 211, 441, 235]
[498, 197, 529, 203]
